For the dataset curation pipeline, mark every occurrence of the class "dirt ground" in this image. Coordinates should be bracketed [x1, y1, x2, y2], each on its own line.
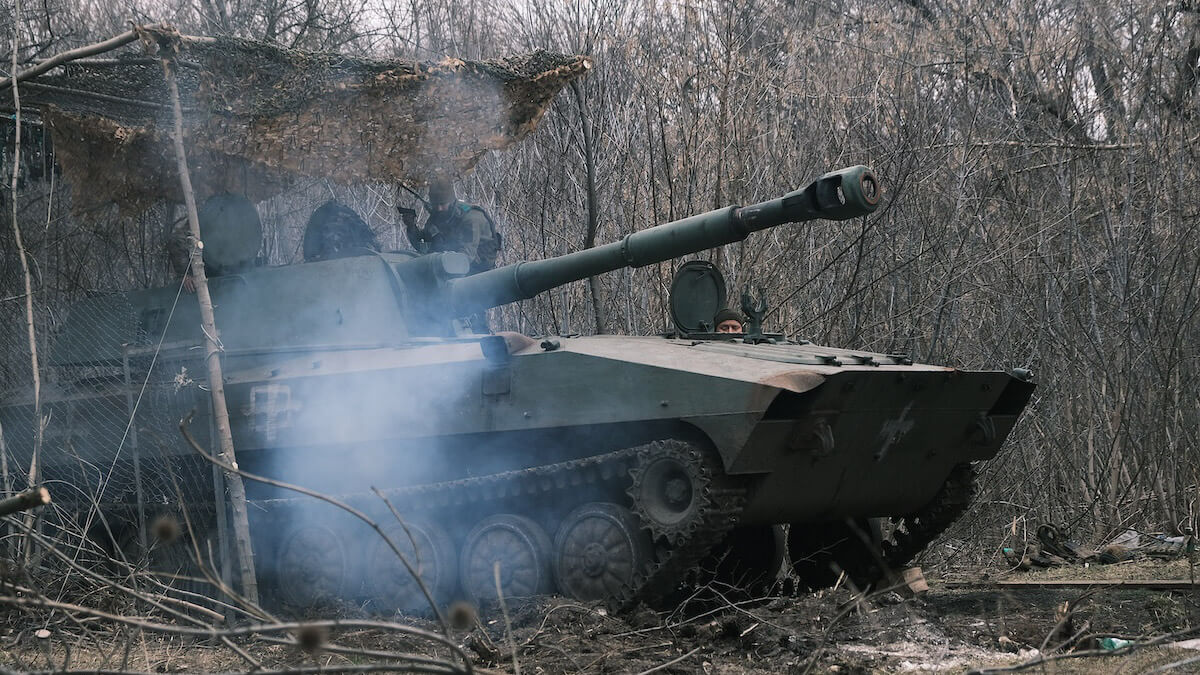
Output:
[4, 559, 1199, 674]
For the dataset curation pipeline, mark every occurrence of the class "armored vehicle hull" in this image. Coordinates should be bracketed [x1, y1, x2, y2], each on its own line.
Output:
[209, 333, 1031, 607]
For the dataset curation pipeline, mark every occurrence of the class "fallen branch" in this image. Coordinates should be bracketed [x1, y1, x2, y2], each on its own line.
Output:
[0, 486, 50, 517]
[946, 579, 1200, 589]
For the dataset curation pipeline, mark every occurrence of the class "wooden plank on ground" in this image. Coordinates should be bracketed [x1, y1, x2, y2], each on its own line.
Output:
[944, 579, 1199, 590]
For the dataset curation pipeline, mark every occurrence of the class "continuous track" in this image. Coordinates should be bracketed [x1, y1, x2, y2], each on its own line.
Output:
[257, 439, 748, 607]
[256, 453, 976, 605]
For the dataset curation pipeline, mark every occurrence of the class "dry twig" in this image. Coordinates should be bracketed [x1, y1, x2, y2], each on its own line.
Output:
[632, 647, 702, 675]
[494, 562, 519, 675]
[0, 590, 472, 674]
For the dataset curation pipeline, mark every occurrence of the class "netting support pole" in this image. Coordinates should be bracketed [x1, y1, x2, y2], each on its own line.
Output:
[158, 47, 259, 605]
[208, 409, 235, 622]
[122, 346, 148, 553]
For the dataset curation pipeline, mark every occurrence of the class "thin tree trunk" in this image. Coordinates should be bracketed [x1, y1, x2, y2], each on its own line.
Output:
[10, 0, 45, 564]
[0, 421, 10, 495]
[0, 420, 11, 557]
[161, 52, 259, 605]
[571, 80, 607, 333]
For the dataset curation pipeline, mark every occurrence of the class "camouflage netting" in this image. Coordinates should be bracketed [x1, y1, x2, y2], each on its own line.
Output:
[15, 27, 591, 213]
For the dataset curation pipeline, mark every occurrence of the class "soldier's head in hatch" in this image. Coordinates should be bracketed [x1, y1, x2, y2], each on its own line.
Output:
[714, 308, 743, 334]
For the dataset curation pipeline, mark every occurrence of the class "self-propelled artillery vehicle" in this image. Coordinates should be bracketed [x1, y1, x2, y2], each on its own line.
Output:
[8, 165, 1034, 610]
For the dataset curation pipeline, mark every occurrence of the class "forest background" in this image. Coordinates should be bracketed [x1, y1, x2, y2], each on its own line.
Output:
[1, 0, 1197, 557]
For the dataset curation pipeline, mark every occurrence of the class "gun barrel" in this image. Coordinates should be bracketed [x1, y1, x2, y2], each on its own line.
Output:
[448, 165, 879, 315]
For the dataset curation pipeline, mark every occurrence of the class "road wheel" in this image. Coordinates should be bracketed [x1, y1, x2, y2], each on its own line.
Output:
[275, 522, 351, 608]
[553, 502, 653, 602]
[363, 519, 457, 614]
[459, 514, 552, 604]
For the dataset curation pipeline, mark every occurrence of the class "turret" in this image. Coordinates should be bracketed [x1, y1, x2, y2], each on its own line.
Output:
[49, 166, 879, 363]
[444, 165, 879, 316]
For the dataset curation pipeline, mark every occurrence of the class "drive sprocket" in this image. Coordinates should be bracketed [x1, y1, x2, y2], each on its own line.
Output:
[626, 440, 711, 544]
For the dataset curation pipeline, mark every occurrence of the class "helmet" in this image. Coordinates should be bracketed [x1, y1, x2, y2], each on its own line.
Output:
[428, 177, 456, 207]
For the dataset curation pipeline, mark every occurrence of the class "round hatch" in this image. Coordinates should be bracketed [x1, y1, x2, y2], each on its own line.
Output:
[669, 260, 727, 335]
[198, 193, 262, 273]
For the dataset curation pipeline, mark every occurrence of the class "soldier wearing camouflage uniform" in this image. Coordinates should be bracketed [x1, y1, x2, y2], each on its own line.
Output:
[402, 177, 500, 274]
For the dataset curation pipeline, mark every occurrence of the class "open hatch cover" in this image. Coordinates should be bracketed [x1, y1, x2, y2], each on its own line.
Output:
[669, 260, 727, 335]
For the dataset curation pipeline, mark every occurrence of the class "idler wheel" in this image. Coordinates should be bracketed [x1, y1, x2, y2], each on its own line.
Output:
[364, 519, 457, 614]
[788, 518, 883, 590]
[275, 522, 351, 608]
[459, 514, 553, 604]
[553, 502, 653, 602]
[628, 446, 708, 544]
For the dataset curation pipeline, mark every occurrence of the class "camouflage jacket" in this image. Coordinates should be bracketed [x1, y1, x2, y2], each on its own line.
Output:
[407, 201, 499, 273]
[166, 216, 194, 277]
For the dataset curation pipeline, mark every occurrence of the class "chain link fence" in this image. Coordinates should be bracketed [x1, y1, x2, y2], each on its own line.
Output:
[0, 287, 230, 592]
